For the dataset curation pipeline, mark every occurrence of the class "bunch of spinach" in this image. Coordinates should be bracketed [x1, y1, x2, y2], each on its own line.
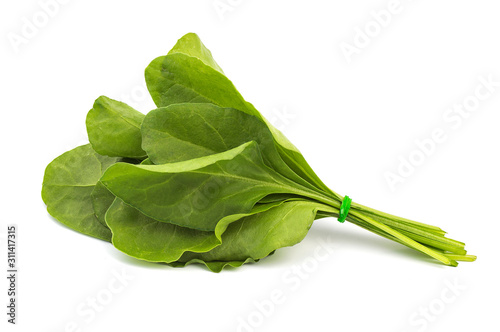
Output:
[42, 33, 475, 272]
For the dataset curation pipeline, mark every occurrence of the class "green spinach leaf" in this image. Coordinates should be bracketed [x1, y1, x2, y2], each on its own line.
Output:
[105, 198, 220, 262]
[141, 103, 319, 191]
[101, 141, 332, 231]
[173, 200, 333, 271]
[42, 144, 120, 241]
[105, 198, 286, 263]
[86, 96, 147, 159]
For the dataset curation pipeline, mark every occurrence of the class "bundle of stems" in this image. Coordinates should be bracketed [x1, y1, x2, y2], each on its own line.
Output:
[315, 197, 475, 266]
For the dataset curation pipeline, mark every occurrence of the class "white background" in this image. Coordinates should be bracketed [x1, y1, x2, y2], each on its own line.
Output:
[1, 1, 499, 331]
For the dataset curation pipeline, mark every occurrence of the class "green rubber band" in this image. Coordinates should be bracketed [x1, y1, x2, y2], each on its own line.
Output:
[338, 196, 352, 223]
